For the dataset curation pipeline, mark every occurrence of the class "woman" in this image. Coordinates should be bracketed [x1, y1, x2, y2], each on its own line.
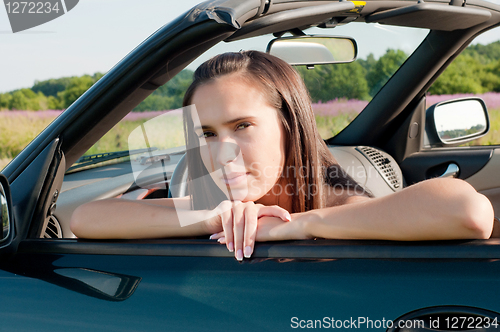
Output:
[71, 51, 494, 261]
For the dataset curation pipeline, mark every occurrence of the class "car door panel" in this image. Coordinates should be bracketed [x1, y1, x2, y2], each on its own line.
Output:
[467, 149, 500, 189]
[464, 149, 500, 217]
[480, 188, 500, 221]
[399, 149, 493, 186]
[400, 148, 500, 217]
[2, 240, 500, 331]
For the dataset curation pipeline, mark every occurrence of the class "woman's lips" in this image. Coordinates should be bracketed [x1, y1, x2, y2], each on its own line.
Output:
[221, 172, 248, 186]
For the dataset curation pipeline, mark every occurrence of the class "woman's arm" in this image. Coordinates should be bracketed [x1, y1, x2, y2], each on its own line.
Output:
[70, 197, 217, 239]
[256, 178, 494, 241]
[70, 196, 291, 258]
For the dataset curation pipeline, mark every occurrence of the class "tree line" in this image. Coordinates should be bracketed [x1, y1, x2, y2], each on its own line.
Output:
[1, 41, 499, 111]
[0, 73, 105, 111]
[298, 40, 500, 102]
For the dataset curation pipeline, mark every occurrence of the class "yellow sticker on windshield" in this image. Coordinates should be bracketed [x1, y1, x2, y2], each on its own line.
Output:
[349, 1, 366, 13]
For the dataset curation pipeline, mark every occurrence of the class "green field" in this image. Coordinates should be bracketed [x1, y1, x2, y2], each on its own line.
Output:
[1, 108, 499, 170]
[474, 107, 500, 145]
[316, 107, 500, 145]
[0, 113, 56, 169]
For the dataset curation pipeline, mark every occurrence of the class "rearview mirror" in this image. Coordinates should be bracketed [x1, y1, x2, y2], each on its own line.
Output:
[266, 36, 357, 66]
[425, 98, 489, 147]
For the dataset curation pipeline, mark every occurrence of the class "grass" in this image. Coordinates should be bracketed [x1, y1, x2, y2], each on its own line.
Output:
[1, 104, 500, 171]
[85, 119, 150, 155]
[0, 111, 58, 169]
[315, 112, 359, 139]
[468, 108, 500, 145]
[91, 112, 186, 156]
[0, 111, 186, 170]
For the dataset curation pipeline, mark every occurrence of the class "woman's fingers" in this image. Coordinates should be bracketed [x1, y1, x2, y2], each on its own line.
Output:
[209, 232, 226, 243]
[258, 205, 292, 221]
[220, 203, 234, 252]
[209, 231, 224, 240]
[232, 202, 245, 261]
[214, 201, 292, 260]
[243, 206, 257, 258]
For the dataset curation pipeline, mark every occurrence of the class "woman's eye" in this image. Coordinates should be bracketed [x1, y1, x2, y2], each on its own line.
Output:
[199, 131, 215, 138]
[236, 122, 251, 130]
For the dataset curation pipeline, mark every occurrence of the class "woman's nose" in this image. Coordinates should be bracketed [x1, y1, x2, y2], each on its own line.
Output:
[215, 141, 240, 166]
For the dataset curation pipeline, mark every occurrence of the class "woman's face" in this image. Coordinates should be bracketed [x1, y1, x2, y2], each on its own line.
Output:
[190, 73, 286, 204]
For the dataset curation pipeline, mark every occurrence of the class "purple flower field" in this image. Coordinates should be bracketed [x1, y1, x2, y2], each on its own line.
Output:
[311, 98, 368, 116]
[122, 109, 183, 121]
[3, 93, 499, 120]
[427, 92, 500, 110]
[1, 92, 500, 169]
[0, 108, 183, 121]
[0, 109, 63, 118]
[310, 92, 500, 117]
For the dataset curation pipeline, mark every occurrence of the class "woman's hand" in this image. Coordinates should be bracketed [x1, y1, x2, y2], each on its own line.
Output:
[209, 201, 291, 261]
[254, 215, 310, 242]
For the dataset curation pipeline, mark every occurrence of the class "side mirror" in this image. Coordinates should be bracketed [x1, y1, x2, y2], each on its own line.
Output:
[266, 35, 357, 66]
[425, 98, 489, 147]
[0, 174, 13, 248]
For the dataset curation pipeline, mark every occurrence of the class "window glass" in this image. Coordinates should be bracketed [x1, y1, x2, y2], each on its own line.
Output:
[297, 24, 428, 139]
[81, 24, 430, 160]
[426, 26, 500, 146]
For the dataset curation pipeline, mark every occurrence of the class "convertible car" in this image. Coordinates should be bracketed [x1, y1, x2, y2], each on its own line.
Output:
[1, 0, 500, 330]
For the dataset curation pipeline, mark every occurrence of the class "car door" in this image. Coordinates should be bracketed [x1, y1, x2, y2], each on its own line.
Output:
[2, 237, 500, 331]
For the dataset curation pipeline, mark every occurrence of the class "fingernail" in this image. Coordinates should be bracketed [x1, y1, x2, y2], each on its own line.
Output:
[244, 246, 252, 258]
[236, 249, 243, 261]
[286, 213, 292, 221]
[228, 242, 234, 252]
[209, 233, 217, 240]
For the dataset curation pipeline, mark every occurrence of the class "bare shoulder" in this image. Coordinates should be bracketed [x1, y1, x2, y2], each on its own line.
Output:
[324, 184, 371, 207]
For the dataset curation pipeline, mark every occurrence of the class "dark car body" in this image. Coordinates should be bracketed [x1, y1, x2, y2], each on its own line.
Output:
[1, 0, 500, 330]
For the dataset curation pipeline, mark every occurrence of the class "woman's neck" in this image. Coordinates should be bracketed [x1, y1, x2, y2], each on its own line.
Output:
[255, 179, 293, 212]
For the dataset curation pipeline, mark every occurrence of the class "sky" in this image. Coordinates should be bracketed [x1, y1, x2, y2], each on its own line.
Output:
[1, 0, 499, 93]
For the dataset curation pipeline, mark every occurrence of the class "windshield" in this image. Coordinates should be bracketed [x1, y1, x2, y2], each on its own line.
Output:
[77, 23, 429, 163]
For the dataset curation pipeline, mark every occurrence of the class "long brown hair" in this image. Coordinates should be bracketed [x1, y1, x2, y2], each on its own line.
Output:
[182, 51, 367, 212]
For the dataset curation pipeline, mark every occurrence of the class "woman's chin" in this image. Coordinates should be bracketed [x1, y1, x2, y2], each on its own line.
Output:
[225, 187, 250, 201]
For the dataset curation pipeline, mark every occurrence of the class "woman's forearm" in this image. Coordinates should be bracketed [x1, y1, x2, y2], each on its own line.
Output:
[296, 178, 494, 241]
[70, 198, 216, 239]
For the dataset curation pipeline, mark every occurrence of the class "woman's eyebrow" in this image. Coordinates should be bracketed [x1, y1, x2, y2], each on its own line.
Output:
[195, 116, 256, 130]
[222, 116, 256, 126]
